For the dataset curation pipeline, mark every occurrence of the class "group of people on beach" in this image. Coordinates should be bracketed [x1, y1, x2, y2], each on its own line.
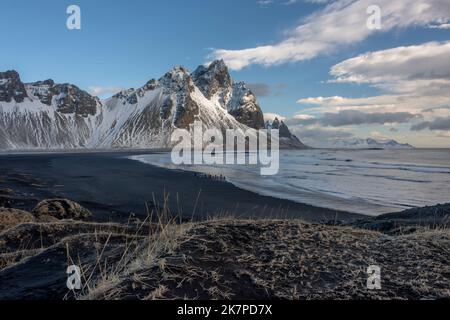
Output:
[194, 172, 226, 181]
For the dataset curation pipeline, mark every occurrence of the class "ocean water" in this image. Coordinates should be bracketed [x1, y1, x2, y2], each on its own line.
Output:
[129, 149, 450, 216]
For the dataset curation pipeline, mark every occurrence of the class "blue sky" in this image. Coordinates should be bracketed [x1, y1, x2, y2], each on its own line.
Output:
[1, 0, 450, 146]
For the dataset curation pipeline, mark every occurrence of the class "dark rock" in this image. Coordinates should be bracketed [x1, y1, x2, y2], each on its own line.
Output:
[0, 220, 149, 299]
[173, 94, 199, 129]
[160, 66, 199, 129]
[126, 92, 138, 105]
[192, 59, 232, 99]
[53, 84, 99, 117]
[26, 79, 99, 116]
[32, 199, 92, 221]
[160, 97, 173, 120]
[0, 70, 28, 103]
[26, 79, 55, 105]
[351, 203, 450, 234]
[144, 79, 157, 91]
[228, 82, 265, 129]
[267, 118, 307, 149]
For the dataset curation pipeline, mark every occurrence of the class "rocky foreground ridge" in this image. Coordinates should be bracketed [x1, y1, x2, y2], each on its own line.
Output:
[0, 196, 448, 300]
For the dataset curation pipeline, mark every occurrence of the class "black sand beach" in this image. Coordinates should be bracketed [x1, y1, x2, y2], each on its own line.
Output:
[1, 152, 449, 300]
[0, 151, 361, 222]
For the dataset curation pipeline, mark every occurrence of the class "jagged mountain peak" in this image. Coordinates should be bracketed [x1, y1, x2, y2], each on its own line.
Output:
[191, 59, 232, 100]
[266, 117, 307, 149]
[25, 80, 100, 116]
[110, 66, 195, 107]
[96, 62, 245, 148]
[159, 65, 195, 94]
[29, 79, 55, 87]
[52, 84, 99, 116]
[0, 64, 307, 150]
[164, 65, 190, 77]
[0, 70, 102, 149]
[112, 60, 265, 130]
[0, 69, 100, 116]
[190, 60, 265, 129]
[231, 81, 256, 99]
[0, 70, 21, 80]
[227, 81, 265, 129]
[209, 59, 227, 70]
[0, 70, 28, 103]
[269, 118, 290, 135]
[271, 117, 281, 128]
[143, 79, 157, 91]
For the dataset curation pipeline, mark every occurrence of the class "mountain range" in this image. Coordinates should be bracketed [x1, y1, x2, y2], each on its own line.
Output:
[0, 60, 305, 150]
[331, 138, 414, 149]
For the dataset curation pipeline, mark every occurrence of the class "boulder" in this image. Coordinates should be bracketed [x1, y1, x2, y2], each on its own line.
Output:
[32, 199, 92, 221]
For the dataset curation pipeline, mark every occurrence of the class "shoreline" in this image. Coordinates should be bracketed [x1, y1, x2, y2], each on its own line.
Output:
[1, 152, 449, 300]
[0, 151, 363, 223]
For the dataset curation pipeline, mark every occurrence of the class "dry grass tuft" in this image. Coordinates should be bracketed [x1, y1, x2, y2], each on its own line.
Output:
[82, 215, 450, 300]
[1, 194, 449, 300]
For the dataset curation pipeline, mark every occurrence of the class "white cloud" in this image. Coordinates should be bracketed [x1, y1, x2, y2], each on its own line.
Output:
[212, 0, 450, 70]
[293, 41, 450, 146]
[370, 131, 388, 139]
[289, 125, 354, 147]
[298, 41, 450, 118]
[88, 86, 125, 98]
[298, 94, 450, 114]
[294, 114, 316, 120]
[291, 110, 419, 126]
[298, 96, 346, 105]
[306, 0, 332, 3]
[264, 112, 287, 122]
[428, 22, 450, 29]
[257, 0, 274, 7]
[330, 41, 450, 94]
[258, 0, 308, 7]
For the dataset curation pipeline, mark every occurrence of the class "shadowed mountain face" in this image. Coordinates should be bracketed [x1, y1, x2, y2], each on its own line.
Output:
[0, 71, 101, 150]
[0, 61, 304, 150]
[266, 118, 307, 149]
[192, 60, 265, 130]
[0, 71, 28, 103]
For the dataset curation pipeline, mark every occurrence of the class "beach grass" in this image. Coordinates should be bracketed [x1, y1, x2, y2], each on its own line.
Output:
[0, 193, 449, 300]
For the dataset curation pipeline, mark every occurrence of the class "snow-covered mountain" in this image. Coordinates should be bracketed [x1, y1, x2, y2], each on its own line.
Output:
[0, 61, 305, 150]
[266, 118, 307, 149]
[331, 138, 414, 149]
[97, 65, 249, 149]
[0, 71, 102, 150]
[192, 60, 265, 129]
